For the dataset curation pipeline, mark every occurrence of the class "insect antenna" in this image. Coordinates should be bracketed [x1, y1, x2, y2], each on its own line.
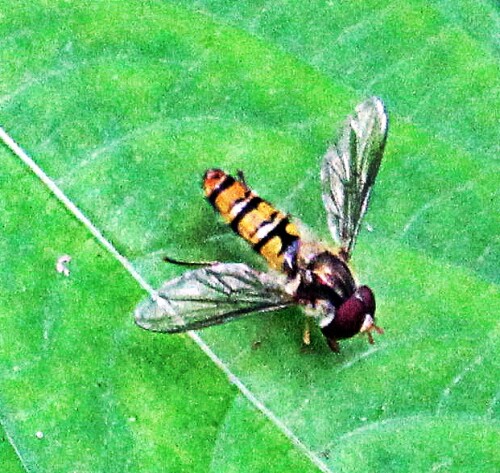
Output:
[163, 255, 219, 267]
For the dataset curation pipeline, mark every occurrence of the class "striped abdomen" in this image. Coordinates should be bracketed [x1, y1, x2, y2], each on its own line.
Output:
[203, 169, 300, 271]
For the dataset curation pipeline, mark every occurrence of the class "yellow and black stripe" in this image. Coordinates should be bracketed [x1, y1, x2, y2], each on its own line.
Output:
[203, 169, 300, 270]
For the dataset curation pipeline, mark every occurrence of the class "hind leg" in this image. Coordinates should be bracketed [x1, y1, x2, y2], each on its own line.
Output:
[303, 318, 311, 345]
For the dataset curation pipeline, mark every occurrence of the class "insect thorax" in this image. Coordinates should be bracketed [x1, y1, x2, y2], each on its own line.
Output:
[285, 241, 357, 311]
[287, 243, 379, 342]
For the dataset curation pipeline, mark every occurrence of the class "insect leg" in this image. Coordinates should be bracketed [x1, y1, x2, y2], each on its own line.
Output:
[326, 338, 340, 353]
[236, 169, 247, 185]
[303, 318, 311, 345]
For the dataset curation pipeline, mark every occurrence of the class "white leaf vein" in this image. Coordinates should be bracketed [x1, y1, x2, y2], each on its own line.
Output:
[0, 126, 331, 473]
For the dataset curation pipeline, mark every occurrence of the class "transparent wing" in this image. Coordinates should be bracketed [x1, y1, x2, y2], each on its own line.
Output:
[321, 97, 388, 259]
[135, 263, 297, 333]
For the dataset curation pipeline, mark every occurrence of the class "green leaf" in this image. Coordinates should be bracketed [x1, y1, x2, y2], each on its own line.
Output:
[0, 428, 24, 473]
[1, 1, 498, 472]
[0, 149, 317, 472]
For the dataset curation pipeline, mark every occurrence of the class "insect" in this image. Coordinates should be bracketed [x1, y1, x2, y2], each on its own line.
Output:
[135, 97, 388, 352]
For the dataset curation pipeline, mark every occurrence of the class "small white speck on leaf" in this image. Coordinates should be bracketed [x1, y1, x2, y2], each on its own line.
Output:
[35, 431, 44, 439]
[128, 417, 137, 423]
[56, 254, 72, 277]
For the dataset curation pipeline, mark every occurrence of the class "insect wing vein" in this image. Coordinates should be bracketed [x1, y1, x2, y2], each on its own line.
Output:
[321, 97, 388, 258]
[135, 263, 296, 333]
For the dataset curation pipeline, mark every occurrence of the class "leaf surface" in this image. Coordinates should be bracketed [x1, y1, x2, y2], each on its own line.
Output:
[0, 1, 498, 471]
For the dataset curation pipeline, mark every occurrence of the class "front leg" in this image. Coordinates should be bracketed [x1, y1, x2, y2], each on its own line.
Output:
[326, 337, 340, 352]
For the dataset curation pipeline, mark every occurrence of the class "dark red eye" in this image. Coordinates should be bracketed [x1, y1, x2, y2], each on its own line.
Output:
[321, 295, 365, 340]
[357, 285, 375, 316]
[320, 285, 376, 340]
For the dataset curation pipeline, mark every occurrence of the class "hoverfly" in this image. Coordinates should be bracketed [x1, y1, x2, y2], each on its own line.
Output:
[135, 97, 388, 352]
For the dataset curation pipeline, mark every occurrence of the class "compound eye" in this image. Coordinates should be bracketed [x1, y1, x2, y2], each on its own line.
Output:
[356, 285, 376, 315]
